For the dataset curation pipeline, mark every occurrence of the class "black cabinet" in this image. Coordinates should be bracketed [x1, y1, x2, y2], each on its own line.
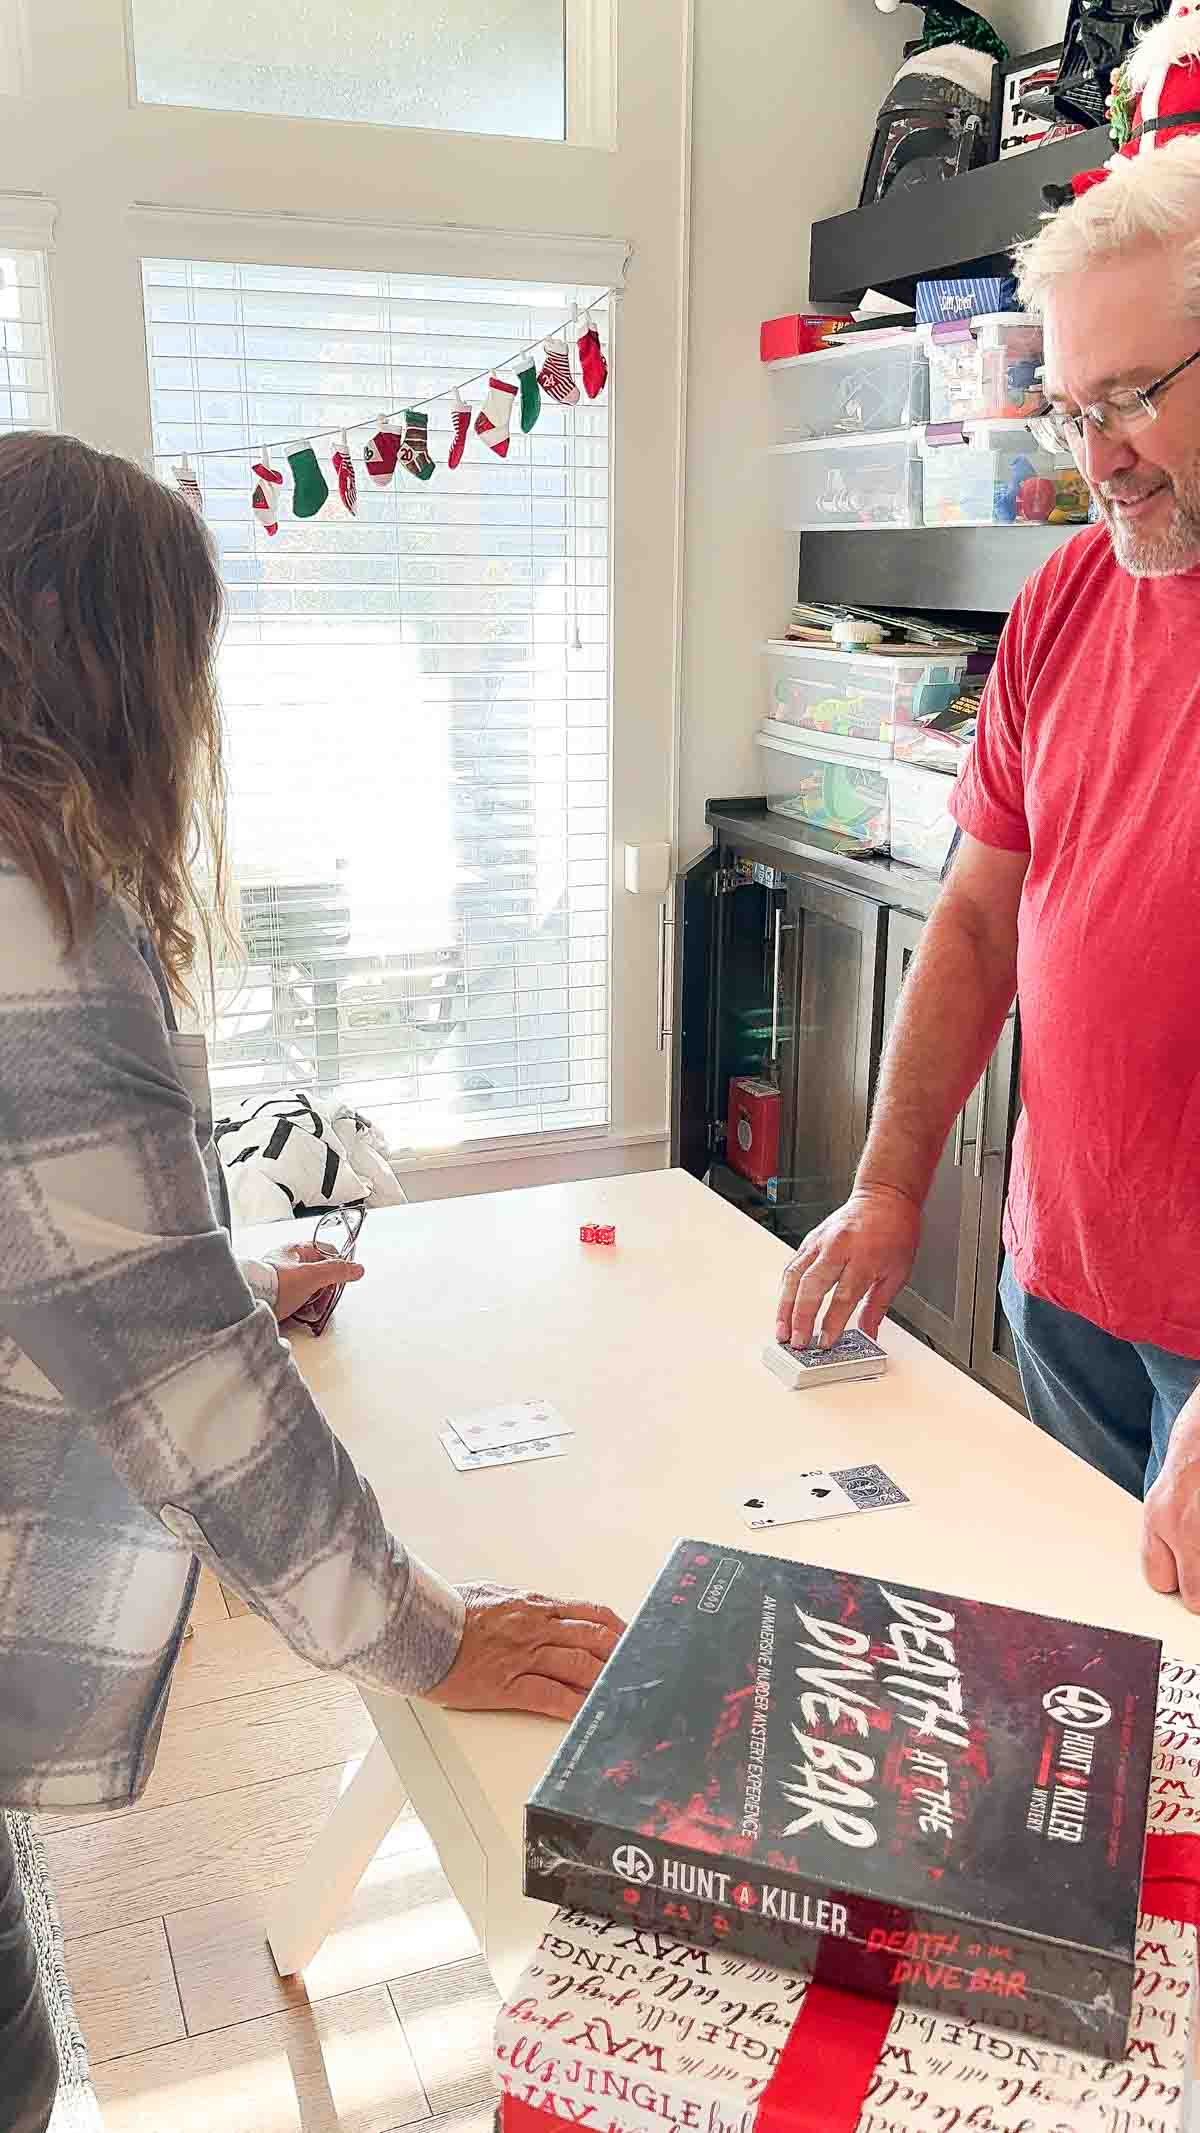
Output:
[881, 912, 986, 1367]
[880, 912, 1024, 1406]
[785, 878, 884, 1246]
[675, 806, 1025, 1409]
[971, 1009, 1024, 1408]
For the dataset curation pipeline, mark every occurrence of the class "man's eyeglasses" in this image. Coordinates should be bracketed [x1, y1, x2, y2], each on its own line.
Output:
[1029, 346, 1200, 455]
[289, 1203, 367, 1338]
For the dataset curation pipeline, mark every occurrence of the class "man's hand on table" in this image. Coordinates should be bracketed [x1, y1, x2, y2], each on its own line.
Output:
[427, 1584, 625, 1721]
[776, 1187, 921, 1350]
[1143, 1391, 1200, 1610]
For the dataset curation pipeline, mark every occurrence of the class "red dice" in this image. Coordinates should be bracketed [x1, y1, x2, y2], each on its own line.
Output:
[579, 1223, 616, 1246]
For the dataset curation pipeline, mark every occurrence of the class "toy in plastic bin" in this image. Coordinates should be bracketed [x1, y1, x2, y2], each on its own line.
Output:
[281, 1203, 367, 1337]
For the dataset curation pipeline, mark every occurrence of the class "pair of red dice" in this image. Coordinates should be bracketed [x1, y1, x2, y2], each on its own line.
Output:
[579, 1223, 616, 1246]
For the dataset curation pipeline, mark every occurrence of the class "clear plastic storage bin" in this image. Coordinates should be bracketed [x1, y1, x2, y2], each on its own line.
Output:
[921, 312, 1043, 425]
[975, 313, 1044, 420]
[920, 421, 1088, 527]
[770, 430, 922, 530]
[762, 641, 969, 748]
[757, 724, 891, 848]
[766, 334, 928, 444]
[893, 715, 976, 774]
[888, 761, 962, 873]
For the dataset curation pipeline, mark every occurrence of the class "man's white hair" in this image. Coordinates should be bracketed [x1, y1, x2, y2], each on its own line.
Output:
[1014, 138, 1200, 320]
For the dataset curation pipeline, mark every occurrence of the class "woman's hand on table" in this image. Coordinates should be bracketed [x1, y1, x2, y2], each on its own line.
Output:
[273, 1243, 364, 1324]
[426, 1584, 625, 1720]
[1144, 1390, 1200, 1611]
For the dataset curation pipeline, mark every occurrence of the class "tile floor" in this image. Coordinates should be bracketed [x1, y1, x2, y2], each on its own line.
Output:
[41, 1573, 499, 2133]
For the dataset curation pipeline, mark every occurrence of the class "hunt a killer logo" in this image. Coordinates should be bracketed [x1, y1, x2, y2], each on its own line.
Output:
[610, 1845, 848, 1936]
[1026, 1684, 1114, 1845]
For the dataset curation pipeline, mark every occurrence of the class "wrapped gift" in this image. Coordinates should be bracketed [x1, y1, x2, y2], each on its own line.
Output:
[496, 1656, 1200, 2133]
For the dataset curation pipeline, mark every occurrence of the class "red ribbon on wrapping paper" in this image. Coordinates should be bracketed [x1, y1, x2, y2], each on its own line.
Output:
[502, 1835, 1200, 2133]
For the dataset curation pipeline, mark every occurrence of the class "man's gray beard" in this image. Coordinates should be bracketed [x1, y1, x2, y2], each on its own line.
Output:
[1099, 461, 1200, 577]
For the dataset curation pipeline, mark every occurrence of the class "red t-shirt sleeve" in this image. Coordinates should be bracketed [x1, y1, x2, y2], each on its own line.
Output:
[950, 592, 1032, 855]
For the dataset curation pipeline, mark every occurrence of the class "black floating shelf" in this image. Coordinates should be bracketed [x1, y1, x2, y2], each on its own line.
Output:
[797, 525, 1078, 616]
[810, 130, 1106, 309]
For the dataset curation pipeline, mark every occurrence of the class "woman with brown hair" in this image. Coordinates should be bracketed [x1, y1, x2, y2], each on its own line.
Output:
[0, 433, 621, 2133]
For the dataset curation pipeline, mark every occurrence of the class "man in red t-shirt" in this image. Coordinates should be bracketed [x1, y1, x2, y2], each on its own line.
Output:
[776, 142, 1200, 1608]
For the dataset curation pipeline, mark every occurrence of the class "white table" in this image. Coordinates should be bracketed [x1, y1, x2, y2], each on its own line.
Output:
[252, 1169, 1200, 1999]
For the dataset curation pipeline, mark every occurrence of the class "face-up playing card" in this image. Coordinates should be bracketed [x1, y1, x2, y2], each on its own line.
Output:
[737, 1463, 909, 1532]
[445, 1400, 572, 1454]
[440, 1429, 569, 1473]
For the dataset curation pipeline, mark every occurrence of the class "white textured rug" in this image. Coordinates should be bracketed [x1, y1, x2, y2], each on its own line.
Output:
[5, 1815, 103, 2133]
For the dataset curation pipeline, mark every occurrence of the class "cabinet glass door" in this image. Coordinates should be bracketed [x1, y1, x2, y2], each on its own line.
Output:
[771, 879, 884, 1252]
[883, 911, 985, 1366]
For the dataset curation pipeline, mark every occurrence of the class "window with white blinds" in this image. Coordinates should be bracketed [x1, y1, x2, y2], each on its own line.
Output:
[0, 248, 54, 432]
[142, 259, 610, 1151]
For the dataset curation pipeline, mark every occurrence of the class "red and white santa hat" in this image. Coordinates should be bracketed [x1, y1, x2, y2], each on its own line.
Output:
[1049, 0, 1200, 205]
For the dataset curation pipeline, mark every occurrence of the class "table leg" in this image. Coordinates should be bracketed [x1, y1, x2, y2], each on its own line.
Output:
[264, 1733, 407, 1977]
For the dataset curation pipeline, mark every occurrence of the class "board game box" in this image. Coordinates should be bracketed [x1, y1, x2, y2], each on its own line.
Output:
[523, 1541, 1162, 2057]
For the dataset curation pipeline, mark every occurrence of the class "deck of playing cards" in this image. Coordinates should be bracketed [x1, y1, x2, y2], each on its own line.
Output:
[763, 1327, 886, 1388]
[441, 1399, 571, 1472]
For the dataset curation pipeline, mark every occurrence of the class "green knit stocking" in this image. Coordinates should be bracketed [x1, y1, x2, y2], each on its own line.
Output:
[287, 443, 329, 519]
[518, 359, 541, 434]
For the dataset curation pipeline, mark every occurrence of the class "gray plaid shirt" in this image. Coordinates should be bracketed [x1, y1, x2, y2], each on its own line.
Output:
[0, 861, 465, 1811]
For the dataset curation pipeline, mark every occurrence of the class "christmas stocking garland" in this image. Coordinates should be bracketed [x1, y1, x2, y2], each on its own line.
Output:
[288, 442, 329, 519]
[448, 391, 471, 470]
[400, 410, 435, 481]
[475, 375, 518, 458]
[578, 317, 608, 400]
[251, 458, 283, 536]
[538, 337, 580, 407]
[332, 436, 358, 515]
[518, 358, 541, 433]
[364, 425, 402, 487]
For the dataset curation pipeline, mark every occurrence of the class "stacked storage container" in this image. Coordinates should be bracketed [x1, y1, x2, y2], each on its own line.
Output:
[757, 641, 974, 869]
[766, 329, 927, 531]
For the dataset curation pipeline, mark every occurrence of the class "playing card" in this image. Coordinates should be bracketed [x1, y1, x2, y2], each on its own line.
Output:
[446, 1400, 572, 1454]
[762, 1328, 887, 1389]
[736, 1463, 908, 1531]
[440, 1429, 569, 1473]
[738, 1471, 860, 1531]
[835, 1462, 910, 1511]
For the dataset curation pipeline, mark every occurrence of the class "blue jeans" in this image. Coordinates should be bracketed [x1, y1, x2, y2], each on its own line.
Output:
[1000, 1262, 1200, 1500]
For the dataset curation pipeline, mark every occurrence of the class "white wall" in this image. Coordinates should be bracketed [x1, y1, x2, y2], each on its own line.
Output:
[988, 1, 1067, 53]
[676, 0, 907, 858]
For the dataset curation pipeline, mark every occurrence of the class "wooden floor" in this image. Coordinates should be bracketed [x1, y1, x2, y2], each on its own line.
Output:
[41, 1573, 498, 2133]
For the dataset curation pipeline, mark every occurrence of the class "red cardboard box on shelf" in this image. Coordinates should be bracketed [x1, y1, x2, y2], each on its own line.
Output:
[760, 311, 854, 362]
[726, 1075, 779, 1189]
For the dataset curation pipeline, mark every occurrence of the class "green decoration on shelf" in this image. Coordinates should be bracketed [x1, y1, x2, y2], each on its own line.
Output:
[876, 1, 1008, 66]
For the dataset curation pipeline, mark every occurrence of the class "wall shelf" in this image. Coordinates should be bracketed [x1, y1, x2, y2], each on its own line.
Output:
[809, 130, 1105, 310]
[797, 523, 1079, 616]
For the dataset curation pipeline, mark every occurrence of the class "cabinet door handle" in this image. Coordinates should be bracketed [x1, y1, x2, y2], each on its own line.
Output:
[952, 1108, 965, 1167]
[657, 900, 674, 1053]
[770, 908, 783, 1064]
[974, 1057, 991, 1179]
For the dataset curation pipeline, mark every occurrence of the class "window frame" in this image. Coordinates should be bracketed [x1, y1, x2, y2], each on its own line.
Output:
[121, 0, 617, 152]
[139, 229, 625, 1159]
